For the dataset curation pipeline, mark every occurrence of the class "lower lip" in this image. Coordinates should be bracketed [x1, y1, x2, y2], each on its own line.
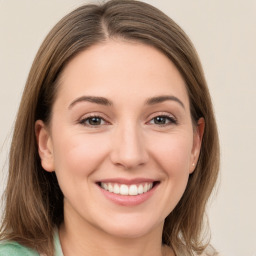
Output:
[98, 184, 158, 206]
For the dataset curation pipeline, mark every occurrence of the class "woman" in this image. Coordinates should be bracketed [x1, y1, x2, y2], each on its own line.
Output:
[0, 0, 220, 255]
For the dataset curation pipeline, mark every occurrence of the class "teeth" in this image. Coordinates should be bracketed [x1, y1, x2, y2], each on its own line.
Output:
[103, 183, 108, 190]
[143, 184, 148, 193]
[113, 184, 120, 194]
[129, 185, 137, 195]
[108, 183, 113, 193]
[138, 184, 144, 194]
[120, 184, 129, 195]
[100, 182, 154, 196]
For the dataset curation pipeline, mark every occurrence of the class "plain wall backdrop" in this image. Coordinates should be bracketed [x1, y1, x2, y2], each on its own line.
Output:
[0, 1, 255, 255]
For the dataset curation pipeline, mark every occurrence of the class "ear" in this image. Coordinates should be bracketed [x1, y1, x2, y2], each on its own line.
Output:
[35, 120, 55, 172]
[189, 117, 205, 173]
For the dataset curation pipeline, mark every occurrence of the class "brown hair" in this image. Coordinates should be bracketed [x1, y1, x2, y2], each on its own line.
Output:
[0, 1, 219, 255]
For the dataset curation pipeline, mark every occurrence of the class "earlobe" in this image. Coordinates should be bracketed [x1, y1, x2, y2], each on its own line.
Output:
[189, 117, 205, 173]
[35, 120, 55, 172]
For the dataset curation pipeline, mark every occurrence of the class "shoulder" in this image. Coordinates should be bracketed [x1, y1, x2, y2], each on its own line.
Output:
[0, 241, 39, 256]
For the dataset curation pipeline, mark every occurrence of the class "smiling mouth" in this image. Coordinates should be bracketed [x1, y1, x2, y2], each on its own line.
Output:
[97, 181, 159, 196]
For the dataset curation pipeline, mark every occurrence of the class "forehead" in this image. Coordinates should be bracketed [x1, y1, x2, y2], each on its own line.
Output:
[55, 40, 189, 108]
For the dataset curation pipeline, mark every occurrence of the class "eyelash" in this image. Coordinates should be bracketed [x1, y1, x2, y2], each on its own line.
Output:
[78, 113, 177, 128]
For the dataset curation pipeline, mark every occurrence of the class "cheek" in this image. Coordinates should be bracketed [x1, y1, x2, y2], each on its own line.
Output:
[151, 133, 193, 214]
[149, 132, 193, 175]
[51, 131, 110, 177]
[51, 132, 111, 203]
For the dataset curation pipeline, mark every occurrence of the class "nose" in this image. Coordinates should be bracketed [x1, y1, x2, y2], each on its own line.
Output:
[110, 123, 149, 170]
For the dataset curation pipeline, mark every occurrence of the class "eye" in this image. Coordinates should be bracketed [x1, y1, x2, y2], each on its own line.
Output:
[149, 115, 177, 126]
[79, 116, 108, 127]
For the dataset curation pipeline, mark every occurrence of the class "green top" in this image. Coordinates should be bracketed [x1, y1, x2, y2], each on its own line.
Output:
[0, 230, 64, 256]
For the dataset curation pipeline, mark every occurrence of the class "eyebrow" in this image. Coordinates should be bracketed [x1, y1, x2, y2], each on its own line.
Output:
[68, 95, 184, 109]
[69, 96, 113, 109]
[146, 95, 185, 108]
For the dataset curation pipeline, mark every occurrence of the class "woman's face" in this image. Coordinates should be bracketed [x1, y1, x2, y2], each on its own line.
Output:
[37, 40, 203, 239]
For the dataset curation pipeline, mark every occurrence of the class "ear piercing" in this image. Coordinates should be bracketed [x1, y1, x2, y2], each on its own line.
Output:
[192, 163, 195, 167]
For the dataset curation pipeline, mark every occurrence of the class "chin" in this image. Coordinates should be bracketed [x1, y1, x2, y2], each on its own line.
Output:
[94, 212, 164, 239]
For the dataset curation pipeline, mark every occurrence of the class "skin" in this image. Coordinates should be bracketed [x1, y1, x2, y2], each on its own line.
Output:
[36, 40, 204, 256]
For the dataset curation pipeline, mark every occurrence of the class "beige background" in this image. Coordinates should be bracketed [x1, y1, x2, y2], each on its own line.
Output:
[0, 1, 255, 255]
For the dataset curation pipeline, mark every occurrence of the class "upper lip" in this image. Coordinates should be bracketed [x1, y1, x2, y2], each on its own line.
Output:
[97, 178, 158, 185]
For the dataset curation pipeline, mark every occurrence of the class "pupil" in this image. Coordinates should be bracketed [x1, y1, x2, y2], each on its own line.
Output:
[89, 117, 101, 125]
[155, 116, 165, 124]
